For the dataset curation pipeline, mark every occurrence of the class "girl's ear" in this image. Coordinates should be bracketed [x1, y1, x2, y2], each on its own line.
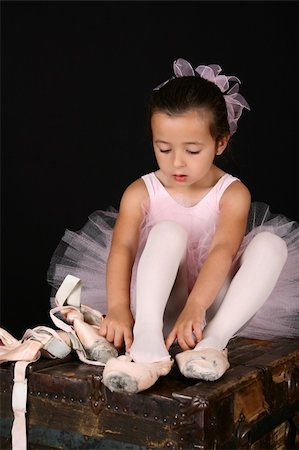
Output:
[216, 134, 230, 155]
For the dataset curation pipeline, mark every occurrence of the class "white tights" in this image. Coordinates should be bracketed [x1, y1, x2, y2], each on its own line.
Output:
[129, 221, 288, 363]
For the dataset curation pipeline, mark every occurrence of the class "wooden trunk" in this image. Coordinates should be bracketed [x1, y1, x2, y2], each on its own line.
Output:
[1, 337, 299, 449]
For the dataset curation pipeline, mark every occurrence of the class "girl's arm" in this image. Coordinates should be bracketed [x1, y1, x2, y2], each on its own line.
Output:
[166, 181, 251, 351]
[99, 179, 148, 351]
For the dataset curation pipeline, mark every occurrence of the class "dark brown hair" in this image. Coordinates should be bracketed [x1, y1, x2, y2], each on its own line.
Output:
[149, 76, 229, 144]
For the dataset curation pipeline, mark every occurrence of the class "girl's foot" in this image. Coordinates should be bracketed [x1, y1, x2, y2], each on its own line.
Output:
[175, 348, 230, 381]
[102, 355, 173, 393]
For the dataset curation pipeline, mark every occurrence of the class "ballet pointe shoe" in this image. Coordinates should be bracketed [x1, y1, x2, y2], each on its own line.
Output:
[61, 307, 118, 364]
[176, 348, 230, 381]
[102, 355, 174, 393]
[84, 337, 118, 363]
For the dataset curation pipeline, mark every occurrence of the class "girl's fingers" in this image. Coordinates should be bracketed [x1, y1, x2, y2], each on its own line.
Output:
[177, 325, 190, 351]
[193, 323, 203, 343]
[165, 328, 177, 350]
[113, 329, 124, 349]
[124, 329, 133, 352]
[99, 319, 133, 351]
[105, 326, 115, 344]
[177, 323, 196, 351]
[98, 322, 107, 337]
[177, 336, 190, 351]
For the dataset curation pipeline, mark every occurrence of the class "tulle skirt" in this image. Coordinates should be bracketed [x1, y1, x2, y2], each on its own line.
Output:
[47, 202, 299, 340]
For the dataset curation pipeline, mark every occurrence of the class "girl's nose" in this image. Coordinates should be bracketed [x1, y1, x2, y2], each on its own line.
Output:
[173, 153, 185, 168]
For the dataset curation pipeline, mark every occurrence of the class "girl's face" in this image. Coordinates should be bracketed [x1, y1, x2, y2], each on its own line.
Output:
[151, 110, 228, 187]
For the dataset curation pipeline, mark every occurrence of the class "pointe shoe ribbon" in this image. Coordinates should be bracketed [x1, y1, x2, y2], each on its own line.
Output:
[0, 325, 73, 450]
[0, 274, 117, 450]
[102, 355, 174, 393]
[176, 347, 230, 381]
[50, 274, 117, 366]
[0, 326, 71, 363]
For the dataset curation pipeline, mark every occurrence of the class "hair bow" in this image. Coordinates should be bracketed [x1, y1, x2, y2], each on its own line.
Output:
[154, 58, 250, 135]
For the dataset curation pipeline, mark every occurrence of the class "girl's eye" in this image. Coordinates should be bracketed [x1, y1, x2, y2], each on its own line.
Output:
[159, 149, 171, 153]
[186, 150, 200, 154]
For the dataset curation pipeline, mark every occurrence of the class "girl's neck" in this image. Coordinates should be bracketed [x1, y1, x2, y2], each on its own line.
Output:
[154, 166, 226, 207]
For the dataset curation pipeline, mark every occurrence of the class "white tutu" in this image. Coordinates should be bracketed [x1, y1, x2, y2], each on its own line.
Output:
[47, 202, 299, 339]
[48, 207, 118, 314]
[235, 203, 299, 339]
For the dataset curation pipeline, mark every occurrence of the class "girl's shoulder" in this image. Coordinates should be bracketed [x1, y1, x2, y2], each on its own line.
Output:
[115, 177, 150, 225]
[119, 177, 149, 210]
[223, 176, 250, 197]
[219, 176, 251, 213]
[125, 177, 149, 196]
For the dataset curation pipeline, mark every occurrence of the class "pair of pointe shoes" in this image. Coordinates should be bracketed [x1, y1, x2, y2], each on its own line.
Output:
[102, 347, 230, 394]
[61, 309, 229, 393]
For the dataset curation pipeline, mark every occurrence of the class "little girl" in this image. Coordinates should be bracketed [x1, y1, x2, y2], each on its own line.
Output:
[48, 58, 299, 393]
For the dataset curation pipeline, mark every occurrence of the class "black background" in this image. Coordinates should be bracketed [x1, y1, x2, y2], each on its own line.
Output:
[2, 1, 299, 338]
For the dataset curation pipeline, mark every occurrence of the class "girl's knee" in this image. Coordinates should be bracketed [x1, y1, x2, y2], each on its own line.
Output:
[248, 231, 288, 263]
[148, 221, 188, 248]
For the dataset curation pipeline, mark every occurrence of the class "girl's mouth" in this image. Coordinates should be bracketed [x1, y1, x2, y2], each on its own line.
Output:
[174, 175, 187, 182]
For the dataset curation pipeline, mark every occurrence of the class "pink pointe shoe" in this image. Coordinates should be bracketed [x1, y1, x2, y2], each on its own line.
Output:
[175, 348, 230, 381]
[102, 355, 174, 393]
[60, 306, 118, 364]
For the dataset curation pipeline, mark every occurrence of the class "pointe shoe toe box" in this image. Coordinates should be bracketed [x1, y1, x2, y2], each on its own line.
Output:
[176, 348, 229, 381]
[102, 356, 173, 393]
[85, 337, 118, 363]
[102, 370, 138, 393]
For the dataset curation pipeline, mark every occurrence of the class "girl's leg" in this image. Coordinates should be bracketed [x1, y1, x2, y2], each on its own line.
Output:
[130, 220, 188, 363]
[102, 220, 188, 393]
[199, 231, 288, 349]
[177, 231, 288, 380]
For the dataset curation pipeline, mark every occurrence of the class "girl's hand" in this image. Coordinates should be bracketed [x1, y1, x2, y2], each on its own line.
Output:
[165, 302, 205, 351]
[99, 306, 134, 352]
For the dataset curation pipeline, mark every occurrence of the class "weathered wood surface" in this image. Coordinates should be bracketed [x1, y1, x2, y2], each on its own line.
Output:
[1, 337, 299, 449]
